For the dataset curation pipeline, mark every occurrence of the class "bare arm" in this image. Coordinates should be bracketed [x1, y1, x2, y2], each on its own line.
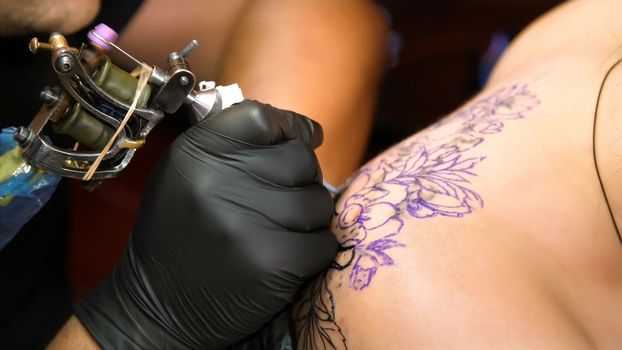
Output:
[215, 0, 389, 183]
[117, 0, 389, 183]
[47, 316, 99, 350]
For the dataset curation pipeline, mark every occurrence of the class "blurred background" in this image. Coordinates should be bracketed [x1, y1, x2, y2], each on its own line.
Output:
[369, 0, 563, 157]
[68, 0, 564, 299]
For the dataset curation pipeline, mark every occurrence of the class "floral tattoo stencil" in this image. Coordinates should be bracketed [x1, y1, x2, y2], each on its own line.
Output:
[295, 85, 541, 349]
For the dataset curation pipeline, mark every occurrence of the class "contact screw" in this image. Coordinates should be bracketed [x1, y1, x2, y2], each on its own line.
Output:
[178, 40, 199, 59]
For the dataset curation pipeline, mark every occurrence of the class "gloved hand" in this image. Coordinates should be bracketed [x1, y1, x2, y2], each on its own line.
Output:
[75, 100, 338, 349]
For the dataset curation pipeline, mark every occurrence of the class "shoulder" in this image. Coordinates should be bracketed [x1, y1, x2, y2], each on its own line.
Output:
[293, 78, 599, 347]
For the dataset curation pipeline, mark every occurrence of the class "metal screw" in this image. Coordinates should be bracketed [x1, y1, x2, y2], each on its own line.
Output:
[55, 55, 74, 73]
[39, 86, 60, 105]
[180, 76, 190, 86]
[29, 37, 52, 54]
[13, 127, 31, 145]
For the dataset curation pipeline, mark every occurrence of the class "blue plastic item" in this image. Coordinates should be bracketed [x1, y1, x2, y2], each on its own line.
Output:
[478, 31, 511, 87]
[0, 128, 61, 249]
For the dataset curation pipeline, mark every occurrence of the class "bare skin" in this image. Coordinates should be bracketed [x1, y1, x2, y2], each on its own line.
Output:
[0, 0, 100, 35]
[294, 0, 622, 349]
[18, 0, 388, 348]
[47, 316, 99, 349]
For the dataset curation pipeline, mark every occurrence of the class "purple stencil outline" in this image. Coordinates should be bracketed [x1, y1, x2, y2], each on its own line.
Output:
[335, 84, 540, 291]
[294, 85, 541, 350]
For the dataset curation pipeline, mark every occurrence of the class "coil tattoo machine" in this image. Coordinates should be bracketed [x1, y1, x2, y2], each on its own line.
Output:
[13, 23, 244, 183]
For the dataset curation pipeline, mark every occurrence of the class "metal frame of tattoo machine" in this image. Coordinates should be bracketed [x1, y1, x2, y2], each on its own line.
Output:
[13, 24, 243, 185]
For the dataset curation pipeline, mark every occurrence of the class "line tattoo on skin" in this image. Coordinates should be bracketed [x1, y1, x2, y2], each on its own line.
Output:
[294, 85, 540, 349]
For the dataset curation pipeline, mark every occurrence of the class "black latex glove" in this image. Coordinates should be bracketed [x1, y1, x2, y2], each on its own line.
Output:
[75, 100, 338, 349]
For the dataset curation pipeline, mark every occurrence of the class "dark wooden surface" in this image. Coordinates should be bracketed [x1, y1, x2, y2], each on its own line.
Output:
[369, 0, 564, 156]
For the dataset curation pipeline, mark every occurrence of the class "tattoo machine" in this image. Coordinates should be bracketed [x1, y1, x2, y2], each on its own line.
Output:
[7, 23, 340, 200]
[12, 23, 244, 184]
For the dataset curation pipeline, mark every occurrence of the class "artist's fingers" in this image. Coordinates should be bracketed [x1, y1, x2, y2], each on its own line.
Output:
[199, 100, 323, 149]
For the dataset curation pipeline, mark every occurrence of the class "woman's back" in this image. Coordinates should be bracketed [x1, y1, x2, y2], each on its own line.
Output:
[294, 1, 622, 348]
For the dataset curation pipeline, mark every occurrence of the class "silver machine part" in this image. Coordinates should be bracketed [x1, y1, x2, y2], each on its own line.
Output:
[186, 82, 244, 124]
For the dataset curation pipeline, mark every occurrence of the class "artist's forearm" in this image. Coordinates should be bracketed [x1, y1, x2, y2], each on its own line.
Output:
[217, 0, 389, 183]
[47, 315, 100, 350]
